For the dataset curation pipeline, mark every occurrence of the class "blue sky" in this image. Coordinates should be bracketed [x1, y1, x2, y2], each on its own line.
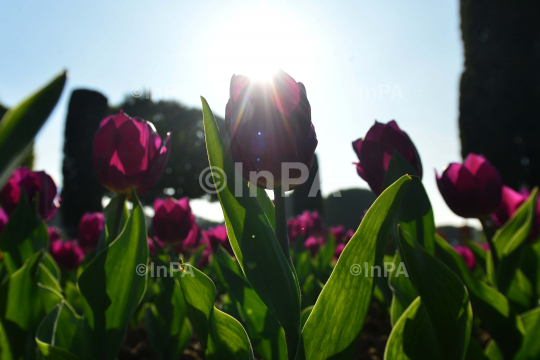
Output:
[0, 0, 474, 226]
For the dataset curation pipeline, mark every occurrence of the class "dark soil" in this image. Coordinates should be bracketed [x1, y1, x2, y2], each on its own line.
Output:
[118, 301, 392, 360]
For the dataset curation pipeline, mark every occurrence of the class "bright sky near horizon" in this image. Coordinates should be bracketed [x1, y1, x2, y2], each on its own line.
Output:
[0, 0, 477, 227]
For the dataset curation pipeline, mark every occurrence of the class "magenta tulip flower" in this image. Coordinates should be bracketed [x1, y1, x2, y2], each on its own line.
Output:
[202, 225, 232, 254]
[436, 154, 502, 218]
[304, 236, 324, 257]
[344, 229, 355, 243]
[335, 243, 346, 259]
[48, 227, 62, 242]
[77, 212, 105, 251]
[329, 226, 345, 242]
[492, 186, 540, 239]
[147, 237, 157, 255]
[182, 222, 201, 249]
[93, 111, 171, 195]
[287, 218, 302, 243]
[353, 121, 422, 195]
[225, 70, 318, 189]
[152, 197, 194, 244]
[454, 245, 475, 270]
[50, 239, 85, 271]
[0, 208, 8, 236]
[297, 210, 324, 237]
[0, 167, 58, 221]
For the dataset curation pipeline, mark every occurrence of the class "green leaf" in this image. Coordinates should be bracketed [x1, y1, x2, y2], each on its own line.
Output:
[383, 152, 435, 255]
[295, 175, 411, 360]
[0, 191, 48, 274]
[300, 306, 313, 330]
[0, 71, 66, 187]
[434, 234, 524, 358]
[384, 297, 441, 360]
[397, 226, 472, 360]
[201, 97, 300, 339]
[484, 341, 503, 360]
[95, 194, 129, 253]
[251, 184, 276, 233]
[466, 339, 489, 360]
[35, 302, 88, 360]
[388, 252, 416, 325]
[492, 189, 537, 293]
[179, 263, 255, 359]
[77, 190, 148, 360]
[514, 308, 540, 360]
[216, 248, 287, 360]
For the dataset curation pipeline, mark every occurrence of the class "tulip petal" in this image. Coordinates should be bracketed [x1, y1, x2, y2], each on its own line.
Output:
[136, 133, 171, 196]
[230, 75, 250, 102]
[266, 69, 300, 117]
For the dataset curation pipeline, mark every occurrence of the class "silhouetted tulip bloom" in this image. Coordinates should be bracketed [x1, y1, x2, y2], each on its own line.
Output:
[50, 239, 85, 271]
[77, 212, 105, 251]
[225, 70, 318, 189]
[152, 197, 194, 244]
[353, 121, 422, 195]
[492, 186, 540, 239]
[93, 111, 171, 195]
[203, 225, 232, 254]
[0, 167, 58, 221]
[436, 154, 502, 218]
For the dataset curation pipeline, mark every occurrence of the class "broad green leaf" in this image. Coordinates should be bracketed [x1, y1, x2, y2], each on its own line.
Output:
[216, 248, 287, 360]
[383, 152, 435, 255]
[467, 240, 487, 272]
[484, 341, 503, 360]
[384, 297, 441, 360]
[95, 194, 129, 253]
[42, 252, 61, 283]
[179, 263, 255, 359]
[251, 184, 276, 233]
[295, 175, 411, 360]
[145, 256, 191, 360]
[0, 191, 48, 274]
[35, 302, 88, 360]
[434, 234, 524, 358]
[201, 97, 300, 339]
[300, 306, 313, 330]
[519, 241, 540, 305]
[492, 189, 537, 293]
[397, 227, 472, 360]
[514, 308, 540, 360]
[0, 71, 66, 187]
[388, 252, 416, 325]
[77, 190, 148, 360]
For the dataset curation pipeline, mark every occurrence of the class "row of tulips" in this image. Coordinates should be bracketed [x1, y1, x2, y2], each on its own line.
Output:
[1, 69, 540, 360]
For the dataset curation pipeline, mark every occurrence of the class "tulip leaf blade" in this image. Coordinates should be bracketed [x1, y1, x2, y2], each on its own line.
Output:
[388, 252, 416, 325]
[514, 308, 540, 360]
[178, 263, 255, 359]
[492, 189, 537, 294]
[397, 226, 472, 360]
[384, 297, 441, 360]
[77, 190, 148, 360]
[0, 71, 66, 188]
[0, 191, 49, 274]
[295, 175, 411, 360]
[434, 234, 525, 358]
[200, 97, 301, 341]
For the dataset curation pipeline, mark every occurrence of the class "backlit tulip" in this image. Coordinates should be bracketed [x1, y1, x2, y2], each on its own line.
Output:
[203, 225, 232, 254]
[0, 167, 58, 221]
[225, 70, 318, 189]
[48, 227, 61, 242]
[152, 197, 194, 244]
[492, 186, 540, 239]
[77, 212, 105, 251]
[353, 120, 422, 195]
[436, 154, 502, 218]
[335, 243, 346, 259]
[454, 245, 475, 270]
[93, 111, 171, 195]
[287, 218, 302, 243]
[329, 226, 345, 242]
[305, 236, 324, 257]
[297, 211, 323, 237]
[50, 239, 85, 271]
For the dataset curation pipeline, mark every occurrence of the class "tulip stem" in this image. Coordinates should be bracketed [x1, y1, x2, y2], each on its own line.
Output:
[110, 193, 127, 242]
[480, 217, 499, 269]
[274, 185, 292, 267]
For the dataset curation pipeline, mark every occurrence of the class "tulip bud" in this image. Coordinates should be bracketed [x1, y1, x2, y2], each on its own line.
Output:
[0, 167, 58, 221]
[93, 111, 171, 195]
[453, 245, 475, 270]
[202, 225, 232, 254]
[334, 243, 346, 259]
[50, 239, 85, 271]
[353, 121, 422, 195]
[287, 218, 302, 244]
[77, 212, 105, 252]
[329, 226, 345, 242]
[48, 227, 62, 242]
[182, 222, 201, 250]
[297, 210, 323, 237]
[304, 236, 324, 257]
[436, 154, 502, 218]
[0, 208, 7, 236]
[152, 197, 194, 244]
[225, 70, 318, 189]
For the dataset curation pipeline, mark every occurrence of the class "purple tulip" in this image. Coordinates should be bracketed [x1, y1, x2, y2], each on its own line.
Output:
[287, 218, 302, 243]
[453, 245, 475, 270]
[182, 222, 201, 250]
[304, 236, 324, 257]
[93, 111, 171, 195]
[202, 225, 232, 254]
[436, 154, 503, 218]
[334, 243, 346, 260]
[329, 226, 345, 242]
[0, 208, 8, 236]
[225, 70, 318, 189]
[198, 248, 212, 268]
[344, 229, 355, 243]
[50, 239, 85, 271]
[492, 186, 540, 239]
[152, 197, 194, 244]
[147, 237, 157, 255]
[353, 121, 422, 195]
[297, 210, 324, 237]
[0, 167, 58, 221]
[48, 227, 62, 242]
[77, 212, 105, 251]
